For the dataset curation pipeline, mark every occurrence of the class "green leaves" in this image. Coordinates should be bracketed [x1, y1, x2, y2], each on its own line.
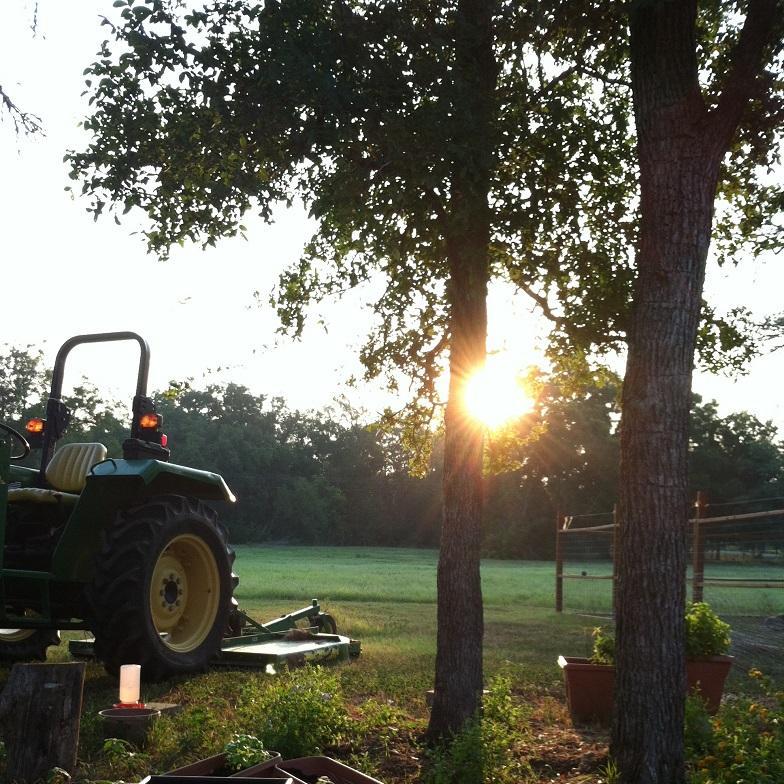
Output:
[591, 603, 732, 664]
[67, 1, 631, 405]
[684, 603, 731, 659]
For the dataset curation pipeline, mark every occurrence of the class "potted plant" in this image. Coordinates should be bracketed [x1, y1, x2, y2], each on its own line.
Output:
[559, 602, 733, 724]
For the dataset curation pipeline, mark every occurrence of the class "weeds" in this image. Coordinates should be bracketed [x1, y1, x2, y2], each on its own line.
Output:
[98, 737, 150, 780]
[236, 666, 349, 758]
[423, 676, 533, 784]
[685, 669, 784, 783]
[223, 733, 275, 770]
[599, 758, 619, 784]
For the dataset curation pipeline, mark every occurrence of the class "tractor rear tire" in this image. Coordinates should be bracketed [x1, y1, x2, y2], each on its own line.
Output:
[0, 628, 60, 662]
[88, 495, 234, 680]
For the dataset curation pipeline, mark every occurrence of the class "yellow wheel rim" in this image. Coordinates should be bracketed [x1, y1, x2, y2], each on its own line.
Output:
[149, 534, 220, 653]
[0, 629, 36, 642]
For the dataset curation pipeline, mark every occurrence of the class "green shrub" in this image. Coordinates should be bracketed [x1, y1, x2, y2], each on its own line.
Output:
[98, 737, 151, 780]
[591, 603, 731, 664]
[590, 627, 616, 665]
[236, 667, 348, 758]
[684, 602, 731, 658]
[686, 669, 784, 783]
[423, 676, 532, 784]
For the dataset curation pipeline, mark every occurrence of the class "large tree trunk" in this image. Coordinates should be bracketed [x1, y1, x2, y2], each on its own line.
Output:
[426, 0, 495, 741]
[613, 2, 779, 781]
[428, 255, 488, 740]
[613, 142, 718, 784]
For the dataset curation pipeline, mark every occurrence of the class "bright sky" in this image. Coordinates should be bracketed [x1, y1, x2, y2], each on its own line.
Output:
[1, 1, 782, 431]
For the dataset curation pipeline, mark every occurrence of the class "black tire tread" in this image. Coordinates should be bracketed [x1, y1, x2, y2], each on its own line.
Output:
[88, 494, 234, 680]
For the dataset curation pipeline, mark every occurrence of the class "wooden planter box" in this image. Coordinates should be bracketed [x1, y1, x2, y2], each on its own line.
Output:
[164, 754, 383, 784]
[276, 757, 385, 784]
[558, 655, 733, 725]
[165, 752, 283, 778]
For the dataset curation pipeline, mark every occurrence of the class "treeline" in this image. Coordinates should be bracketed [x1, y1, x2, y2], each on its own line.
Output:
[3, 345, 784, 557]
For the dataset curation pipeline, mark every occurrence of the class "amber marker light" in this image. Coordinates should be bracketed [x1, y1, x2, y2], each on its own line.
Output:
[139, 413, 161, 429]
[26, 418, 45, 434]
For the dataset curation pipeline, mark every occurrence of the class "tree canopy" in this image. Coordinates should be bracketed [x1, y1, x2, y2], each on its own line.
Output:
[68, 0, 640, 394]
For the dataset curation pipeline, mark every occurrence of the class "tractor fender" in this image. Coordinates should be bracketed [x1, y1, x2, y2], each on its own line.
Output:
[89, 458, 236, 502]
[50, 459, 235, 583]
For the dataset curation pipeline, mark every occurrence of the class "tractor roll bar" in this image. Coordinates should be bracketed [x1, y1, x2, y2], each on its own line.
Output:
[50, 331, 150, 399]
[40, 332, 151, 473]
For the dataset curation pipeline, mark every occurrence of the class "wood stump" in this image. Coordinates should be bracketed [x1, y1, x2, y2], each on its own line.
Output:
[0, 662, 86, 782]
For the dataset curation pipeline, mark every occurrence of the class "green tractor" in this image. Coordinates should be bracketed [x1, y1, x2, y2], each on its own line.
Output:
[0, 332, 239, 679]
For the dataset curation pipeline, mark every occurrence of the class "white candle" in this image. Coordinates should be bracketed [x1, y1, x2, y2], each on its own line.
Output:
[119, 664, 141, 704]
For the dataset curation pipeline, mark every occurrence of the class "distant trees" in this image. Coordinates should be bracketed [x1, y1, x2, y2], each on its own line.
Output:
[0, 345, 49, 422]
[4, 344, 782, 555]
[485, 382, 621, 559]
[152, 384, 436, 544]
[690, 396, 784, 504]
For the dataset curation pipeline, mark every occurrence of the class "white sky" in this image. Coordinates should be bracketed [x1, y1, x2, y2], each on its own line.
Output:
[1, 1, 782, 431]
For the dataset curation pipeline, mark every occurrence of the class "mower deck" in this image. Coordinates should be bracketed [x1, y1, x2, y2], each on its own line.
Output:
[216, 632, 358, 668]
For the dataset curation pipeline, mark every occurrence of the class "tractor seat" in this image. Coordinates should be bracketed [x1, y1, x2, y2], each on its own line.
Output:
[7, 442, 108, 505]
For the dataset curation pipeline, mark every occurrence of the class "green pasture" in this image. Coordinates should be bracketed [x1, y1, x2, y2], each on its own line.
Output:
[558, 557, 784, 616]
[233, 546, 601, 696]
[234, 546, 566, 607]
[233, 546, 784, 690]
[234, 545, 784, 617]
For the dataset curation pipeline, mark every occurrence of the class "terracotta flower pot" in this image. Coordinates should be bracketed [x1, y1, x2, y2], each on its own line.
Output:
[686, 655, 734, 713]
[558, 654, 733, 725]
[557, 656, 615, 724]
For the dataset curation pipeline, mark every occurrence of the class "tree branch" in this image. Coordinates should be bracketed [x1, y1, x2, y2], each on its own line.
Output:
[514, 279, 565, 327]
[709, 0, 783, 149]
[0, 84, 43, 136]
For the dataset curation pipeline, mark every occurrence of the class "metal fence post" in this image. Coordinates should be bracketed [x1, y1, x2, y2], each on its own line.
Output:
[612, 504, 618, 616]
[692, 491, 707, 603]
[555, 507, 564, 612]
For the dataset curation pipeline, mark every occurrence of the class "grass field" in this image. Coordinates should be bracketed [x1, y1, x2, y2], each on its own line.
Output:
[3, 545, 783, 783]
[233, 546, 784, 689]
[234, 546, 784, 616]
[233, 546, 605, 699]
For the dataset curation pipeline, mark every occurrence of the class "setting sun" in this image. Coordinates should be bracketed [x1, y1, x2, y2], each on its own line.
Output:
[463, 355, 534, 430]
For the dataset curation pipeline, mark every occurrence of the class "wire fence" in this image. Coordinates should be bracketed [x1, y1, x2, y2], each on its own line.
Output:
[555, 496, 784, 618]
